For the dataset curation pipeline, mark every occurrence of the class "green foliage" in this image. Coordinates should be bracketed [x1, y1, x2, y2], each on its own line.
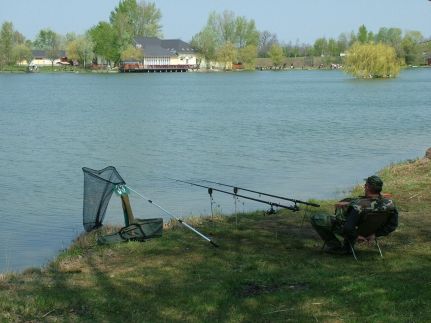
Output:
[120, 44, 143, 61]
[193, 10, 259, 67]
[191, 26, 217, 67]
[401, 31, 424, 65]
[66, 35, 94, 68]
[88, 0, 162, 66]
[357, 24, 368, 43]
[344, 42, 400, 78]
[33, 28, 61, 68]
[0, 21, 15, 67]
[313, 37, 327, 56]
[110, 0, 162, 42]
[89, 22, 120, 65]
[268, 43, 284, 67]
[375, 27, 403, 57]
[216, 41, 236, 70]
[258, 30, 278, 57]
[12, 43, 32, 65]
[238, 44, 257, 70]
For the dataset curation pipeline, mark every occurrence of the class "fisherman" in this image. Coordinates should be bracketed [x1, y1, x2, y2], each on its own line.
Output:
[310, 175, 398, 255]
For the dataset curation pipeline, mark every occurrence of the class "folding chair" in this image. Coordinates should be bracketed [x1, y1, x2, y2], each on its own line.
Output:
[348, 211, 392, 261]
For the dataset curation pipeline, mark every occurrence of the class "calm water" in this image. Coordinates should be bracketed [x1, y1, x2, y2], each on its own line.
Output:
[0, 69, 430, 272]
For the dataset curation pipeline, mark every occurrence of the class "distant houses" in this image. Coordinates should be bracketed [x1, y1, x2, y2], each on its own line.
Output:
[17, 36, 198, 72]
[17, 50, 71, 69]
[119, 37, 198, 72]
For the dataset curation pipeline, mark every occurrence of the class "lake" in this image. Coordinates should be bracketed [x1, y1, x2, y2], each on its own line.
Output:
[0, 69, 430, 272]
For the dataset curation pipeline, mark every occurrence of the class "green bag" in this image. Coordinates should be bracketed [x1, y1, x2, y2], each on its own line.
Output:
[98, 218, 163, 245]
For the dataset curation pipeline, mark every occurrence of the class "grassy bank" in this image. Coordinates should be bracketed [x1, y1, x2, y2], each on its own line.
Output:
[1, 157, 430, 322]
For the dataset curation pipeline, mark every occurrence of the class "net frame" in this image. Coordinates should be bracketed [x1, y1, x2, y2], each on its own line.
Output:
[82, 166, 126, 232]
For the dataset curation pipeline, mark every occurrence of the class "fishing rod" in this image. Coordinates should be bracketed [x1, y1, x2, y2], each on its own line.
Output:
[124, 185, 219, 247]
[172, 179, 300, 212]
[200, 180, 320, 208]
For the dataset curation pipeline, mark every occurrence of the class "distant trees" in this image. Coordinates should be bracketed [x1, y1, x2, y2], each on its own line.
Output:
[238, 44, 257, 70]
[89, 22, 119, 65]
[401, 31, 424, 66]
[110, 0, 162, 39]
[0, 22, 15, 67]
[120, 44, 144, 62]
[0, 21, 32, 69]
[110, 0, 162, 52]
[258, 31, 278, 57]
[190, 26, 217, 68]
[1, 6, 430, 72]
[88, 0, 162, 66]
[216, 41, 236, 70]
[268, 44, 284, 68]
[344, 43, 400, 78]
[191, 10, 259, 69]
[34, 28, 61, 69]
[66, 34, 94, 68]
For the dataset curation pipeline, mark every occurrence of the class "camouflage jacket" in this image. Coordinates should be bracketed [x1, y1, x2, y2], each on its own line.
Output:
[334, 195, 398, 240]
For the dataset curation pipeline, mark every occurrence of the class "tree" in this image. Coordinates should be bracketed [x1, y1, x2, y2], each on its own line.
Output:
[375, 27, 403, 57]
[401, 31, 424, 66]
[192, 10, 259, 68]
[268, 43, 284, 68]
[357, 24, 368, 43]
[0, 21, 15, 67]
[235, 16, 259, 48]
[120, 44, 143, 61]
[313, 37, 328, 56]
[258, 30, 278, 57]
[110, 0, 162, 40]
[327, 38, 339, 57]
[67, 34, 94, 68]
[89, 22, 120, 66]
[238, 44, 257, 70]
[190, 26, 217, 68]
[344, 42, 400, 78]
[216, 41, 236, 70]
[208, 10, 236, 45]
[34, 28, 61, 69]
[12, 43, 33, 66]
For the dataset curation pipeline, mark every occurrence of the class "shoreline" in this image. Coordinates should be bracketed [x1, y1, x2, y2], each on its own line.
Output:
[0, 65, 428, 75]
[2, 150, 429, 276]
[0, 153, 430, 321]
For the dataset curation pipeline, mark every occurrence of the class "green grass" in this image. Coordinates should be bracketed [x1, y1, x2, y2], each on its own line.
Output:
[1, 158, 430, 322]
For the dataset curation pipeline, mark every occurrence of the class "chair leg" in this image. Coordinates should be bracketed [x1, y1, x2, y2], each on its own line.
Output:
[321, 241, 326, 251]
[348, 241, 358, 261]
[375, 238, 383, 258]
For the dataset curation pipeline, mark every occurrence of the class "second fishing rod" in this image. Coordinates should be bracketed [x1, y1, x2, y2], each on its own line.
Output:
[201, 179, 320, 208]
[172, 178, 300, 212]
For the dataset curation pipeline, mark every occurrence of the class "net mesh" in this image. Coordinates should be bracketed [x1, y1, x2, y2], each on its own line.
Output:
[82, 166, 126, 232]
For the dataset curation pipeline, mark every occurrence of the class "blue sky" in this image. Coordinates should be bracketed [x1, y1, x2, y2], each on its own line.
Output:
[0, 0, 430, 44]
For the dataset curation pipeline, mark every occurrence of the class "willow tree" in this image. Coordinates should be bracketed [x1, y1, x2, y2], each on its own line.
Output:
[344, 43, 400, 78]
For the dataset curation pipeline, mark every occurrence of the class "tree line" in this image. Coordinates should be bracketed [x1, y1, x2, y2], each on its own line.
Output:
[0, 0, 430, 70]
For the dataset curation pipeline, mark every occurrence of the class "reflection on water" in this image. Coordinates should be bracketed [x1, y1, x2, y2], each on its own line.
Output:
[0, 69, 430, 272]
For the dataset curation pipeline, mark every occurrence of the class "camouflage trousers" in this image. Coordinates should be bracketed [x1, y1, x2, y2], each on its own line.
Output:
[310, 213, 345, 248]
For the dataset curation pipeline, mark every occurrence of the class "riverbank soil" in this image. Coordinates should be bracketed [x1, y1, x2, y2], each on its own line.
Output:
[1, 158, 430, 322]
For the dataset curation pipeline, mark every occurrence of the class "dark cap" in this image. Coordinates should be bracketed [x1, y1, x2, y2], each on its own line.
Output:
[365, 175, 383, 191]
